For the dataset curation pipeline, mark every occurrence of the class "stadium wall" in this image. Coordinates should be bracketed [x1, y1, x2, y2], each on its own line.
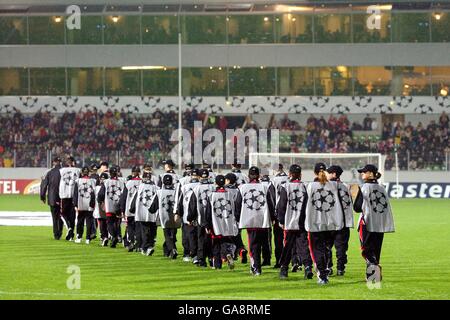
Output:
[1, 168, 449, 199]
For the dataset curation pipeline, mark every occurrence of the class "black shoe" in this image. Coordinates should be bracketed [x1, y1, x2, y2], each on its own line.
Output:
[328, 268, 333, 276]
[337, 269, 345, 276]
[101, 238, 108, 247]
[291, 263, 300, 273]
[279, 266, 288, 279]
[90, 234, 97, 241]
[273, 263, 281, 269]
[170, 249, 178, 260]
[127, 245, 135, 252]
[110, 238, 118, 248]
[304, 266, 314, 280]
[198, 261, 207, 268]
[54, 236, 61, 240]
[208, 259, 213, 267]
[65, 228, 74, 241]
[262, 260, 271, 267]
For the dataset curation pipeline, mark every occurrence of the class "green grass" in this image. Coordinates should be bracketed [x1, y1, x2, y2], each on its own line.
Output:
[0, 195, 48, 212]
[0, 198, 449, 300]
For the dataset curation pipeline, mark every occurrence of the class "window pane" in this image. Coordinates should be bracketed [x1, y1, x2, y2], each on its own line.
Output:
[142, 15, 178, 44]
[275, 14, 313, 43]
[354, 66, 392, 95]
[105, 68, 141, 95]
[182, 67, 226, 96]
[392, 66, 431, 96]
[0, 68, 28, 95]
[29, 16, 65, 44]
[104, 15, 140, 44]
[182, 15, 226, 44]
[315, 66, 353, 95]
[143, 68, 178, 95]
[277, 67, 314, 95]
[314, 14, 351, 43]
[66, 15, 102, 44]
[0, 16, 27, 44]
[352, 12, 391, 43]
[431, 12, 450, 42]
[68, 68, 103, 95]
[30, 68, 66, 95]
[229, 67, 275, 95]
[431, 67, 450, 95]
[391, 12, 430, 42]
[228, 15, 274, 44]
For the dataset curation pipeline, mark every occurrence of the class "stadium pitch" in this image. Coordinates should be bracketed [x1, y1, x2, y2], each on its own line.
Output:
[0, 195, 449, 300]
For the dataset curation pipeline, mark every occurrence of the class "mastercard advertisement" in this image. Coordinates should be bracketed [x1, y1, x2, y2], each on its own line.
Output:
[0, 179, 41, 195]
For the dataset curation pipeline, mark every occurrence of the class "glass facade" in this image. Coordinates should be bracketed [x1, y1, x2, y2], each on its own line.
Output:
[28, 16, 65, 44]
[0, 16, 27, 44]
[0, 10, 448, 44]
[30, 68, 66, 95]
[0, 66, 447, 96]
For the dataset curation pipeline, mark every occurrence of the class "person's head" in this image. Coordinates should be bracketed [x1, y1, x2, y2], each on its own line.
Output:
[225, 173, 237, 186]
[142, 168, 152, 181]
[109, 166, 118, 179]
[199, 168, 209, 181]
[191, 168, 200, 180]
[100, 172, 109, 183]
[314, 162, 328, 185]
[215, 175, 225, 188]
[163, 174, 173, 187]
[289, 164, 302, 180]
[231, 161, 241, 170]
[261, 175, 271, 183]
[357, 164, 381, 181]
[248, 166, 260, 181]
[81, 166, 90, 177]
[163, 159, 175, 171]
[202, 160, 211, 170]
[100, 161, 109, 172]
[277, 163, 284, 173]
[66, 155, 75, 167]
[184, 163, 195, 175]
[52, 156, 62, 167]
[143, 163, 153, 174]
[131, 166, 140, 178]
[90, 163, 99, 174]
[326, 165, 343, 181]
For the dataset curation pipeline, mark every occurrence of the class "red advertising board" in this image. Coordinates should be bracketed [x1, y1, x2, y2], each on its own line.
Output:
[0, 179, 41, 195]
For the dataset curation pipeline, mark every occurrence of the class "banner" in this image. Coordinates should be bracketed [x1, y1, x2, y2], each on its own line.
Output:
[384, 182, 450, 199]
[0, 179, 41, 195]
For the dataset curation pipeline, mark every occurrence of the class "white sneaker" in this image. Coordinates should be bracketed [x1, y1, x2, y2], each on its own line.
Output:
[144, 248, 154, 256]
[74, 238, 82, 244]
[183, 256, 191, 262]
[85, 239, 90, 245]
[226, 254, 235, 270]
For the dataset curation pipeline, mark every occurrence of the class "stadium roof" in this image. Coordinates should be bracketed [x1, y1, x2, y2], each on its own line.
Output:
[0, 1, 449, 15]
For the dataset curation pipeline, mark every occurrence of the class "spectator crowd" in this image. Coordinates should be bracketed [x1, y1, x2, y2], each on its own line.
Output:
[0, 109, 448, 171]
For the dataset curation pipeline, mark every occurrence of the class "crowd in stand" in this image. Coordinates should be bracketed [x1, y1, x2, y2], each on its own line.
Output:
[0, 109, 448, 170]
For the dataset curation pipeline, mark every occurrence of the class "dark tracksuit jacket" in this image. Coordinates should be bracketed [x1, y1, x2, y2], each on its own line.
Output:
[40, 164, 63, 239]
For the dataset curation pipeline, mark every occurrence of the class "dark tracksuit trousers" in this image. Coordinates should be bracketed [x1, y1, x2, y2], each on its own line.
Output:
[126, 216, 136, 247]
[185, 224, 198, 258]
[247, 229, 269, 273]
[359, 221, 384, 265]
[308, 231, 334, 280]
[280, 229, 312, 269]
[141, 221, 157, 251]
[106, 213, 121, 240]
[211, 235, 236, 269]
[76, 211, 94, 240]
[163, 228, 178, 253]
[326, 227, 351, 271]
[197, 226, 211, 265]
[61, 198, 76, 236]
[272, 222, 284, 265]
[97, 218, 108, 240]
[135, 221, 143, 250]
[233, 230, 247, 258]
[50, 205, 64, 239]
